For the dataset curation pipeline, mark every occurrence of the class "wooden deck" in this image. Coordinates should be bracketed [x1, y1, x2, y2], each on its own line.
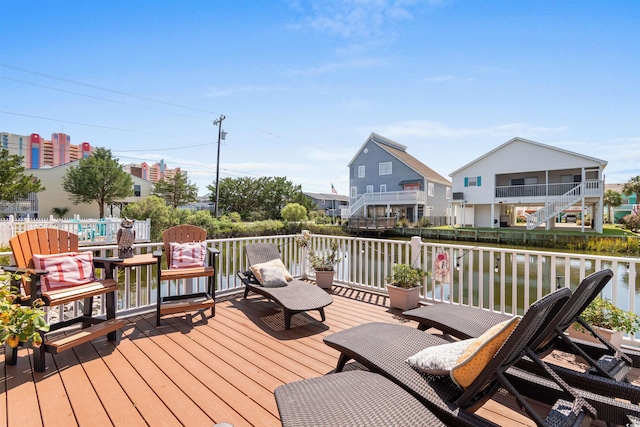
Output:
[1, 286, 597, 427]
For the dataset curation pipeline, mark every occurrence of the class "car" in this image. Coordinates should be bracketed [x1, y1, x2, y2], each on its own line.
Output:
[565, 214, 577, 223]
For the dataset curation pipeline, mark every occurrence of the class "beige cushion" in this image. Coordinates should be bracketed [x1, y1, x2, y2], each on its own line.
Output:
[32, 251, 95, 291]
[450, 317, 520, 390]
[250, 258, 293, 283]
[260, 267, 289, 288]
[406, 339, 474, 376]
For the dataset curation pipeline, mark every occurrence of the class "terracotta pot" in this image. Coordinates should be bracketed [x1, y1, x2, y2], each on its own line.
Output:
[314, 270, 335, 289]
[386, 284, 421, 311]
[566, 325, 623, 348]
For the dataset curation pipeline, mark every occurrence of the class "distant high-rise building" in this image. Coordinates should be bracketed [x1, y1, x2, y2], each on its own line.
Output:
[124, 160, 182, 183]
[0, 131, 92, 168]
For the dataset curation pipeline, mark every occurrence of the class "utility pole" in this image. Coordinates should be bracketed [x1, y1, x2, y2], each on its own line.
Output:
[213, 114, 226, 218]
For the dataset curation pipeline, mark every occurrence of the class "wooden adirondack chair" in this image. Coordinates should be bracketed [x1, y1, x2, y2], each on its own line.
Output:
[4, 228, 124, 372]
[154, 225, 218, 326]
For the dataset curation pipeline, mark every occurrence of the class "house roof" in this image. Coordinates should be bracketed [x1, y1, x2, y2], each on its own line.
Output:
[348, 133, 451, 186]
[450, 137, 608, 176]
[304, 192, 349, 202]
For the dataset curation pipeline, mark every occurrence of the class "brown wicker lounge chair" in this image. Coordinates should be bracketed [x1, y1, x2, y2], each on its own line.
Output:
[323, 288, 603, 427]
[237, 243, 333, 330]
[404, 269, 640, 402]
[275, 370, 450, 427]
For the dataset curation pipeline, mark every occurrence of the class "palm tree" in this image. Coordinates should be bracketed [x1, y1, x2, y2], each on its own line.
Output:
[622, 176, 640, 199]
[51, 207, 70, 219]
[603, 190, 622, 223]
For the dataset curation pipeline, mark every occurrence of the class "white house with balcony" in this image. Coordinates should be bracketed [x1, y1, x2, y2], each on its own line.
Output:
[449, 137, 607, 232]
[346, 133, 451, 224]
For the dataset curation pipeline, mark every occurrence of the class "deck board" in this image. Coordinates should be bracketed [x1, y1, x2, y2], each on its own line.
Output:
[1, 285, 601, 427]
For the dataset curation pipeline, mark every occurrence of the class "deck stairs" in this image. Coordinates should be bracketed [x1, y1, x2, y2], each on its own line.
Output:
[526, 183, 584, 230]
[348, 195, 366, 218]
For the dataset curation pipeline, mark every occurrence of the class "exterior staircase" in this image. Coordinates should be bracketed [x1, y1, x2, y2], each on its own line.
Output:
[348, 195, 366, 218]
[526, 183, 584, 230]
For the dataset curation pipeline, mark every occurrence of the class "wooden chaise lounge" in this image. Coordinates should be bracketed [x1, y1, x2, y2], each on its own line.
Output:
[237, 243, 333, 330]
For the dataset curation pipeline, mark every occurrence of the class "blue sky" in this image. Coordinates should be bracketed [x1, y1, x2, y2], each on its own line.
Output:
[1, 0, 639, 196]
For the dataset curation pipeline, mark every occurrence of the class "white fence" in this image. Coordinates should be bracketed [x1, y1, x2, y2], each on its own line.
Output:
[0, 215, 151, 246]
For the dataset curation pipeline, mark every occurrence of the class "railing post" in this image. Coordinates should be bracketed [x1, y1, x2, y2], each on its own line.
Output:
[409, 236, 422, 268]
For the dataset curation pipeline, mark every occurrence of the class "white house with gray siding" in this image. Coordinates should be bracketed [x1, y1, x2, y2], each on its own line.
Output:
[347, 133, 451, 223]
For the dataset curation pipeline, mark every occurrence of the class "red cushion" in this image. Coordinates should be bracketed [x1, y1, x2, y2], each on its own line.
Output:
[170, 242, 207, 269]
[32, 252, 96, 291]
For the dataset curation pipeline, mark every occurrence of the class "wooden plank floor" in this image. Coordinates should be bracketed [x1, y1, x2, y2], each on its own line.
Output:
[0, 286, 595, 426]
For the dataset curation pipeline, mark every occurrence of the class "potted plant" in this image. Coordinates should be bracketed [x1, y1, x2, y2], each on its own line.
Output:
[0, 270, 49, 351]
[568, 296, 640, 347]
[307, 238, 341, 289]
[386, 264, 428, 311]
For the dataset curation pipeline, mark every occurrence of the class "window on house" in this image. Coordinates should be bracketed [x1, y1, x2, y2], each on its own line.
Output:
[428, 183, 434, 197]
[380, 184, 387, 192]
[133, 185, 141, 197]
[379, 162, 392, 175]
[446, 187, 452, 199]
[358, 165, 365, 178]
[464, 176, 481, 187]
[350, 186, 357, 198]
[366, 185, 374, 193]
[321, 199, 326, 205]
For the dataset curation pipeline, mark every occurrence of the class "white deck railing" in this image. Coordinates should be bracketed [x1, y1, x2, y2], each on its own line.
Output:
[1, 233, 638, 347]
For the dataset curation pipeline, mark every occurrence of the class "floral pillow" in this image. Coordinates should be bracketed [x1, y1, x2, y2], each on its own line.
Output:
[170, 241, 207, 269]
[32, 251, 96, 291]
[406, 339, 474, 376]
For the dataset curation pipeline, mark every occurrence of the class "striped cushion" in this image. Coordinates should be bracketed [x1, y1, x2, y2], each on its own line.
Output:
[170, 241, 207, 269]
[32, 252, 96, 291]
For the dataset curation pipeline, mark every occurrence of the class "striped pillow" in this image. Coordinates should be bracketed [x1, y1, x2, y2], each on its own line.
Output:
[32, 252, 96, 291]
[170, 241, 207, 269]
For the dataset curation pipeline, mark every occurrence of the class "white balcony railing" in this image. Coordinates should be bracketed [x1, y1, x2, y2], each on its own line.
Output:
[1, 233, 638, 347]
[348, 190, 426, 217]
[495, 180, 602, 199]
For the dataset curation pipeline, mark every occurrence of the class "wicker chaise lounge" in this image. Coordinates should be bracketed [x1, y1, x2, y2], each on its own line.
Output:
[275, 370, 451, 427]
[404, 269, 640, 403]
[237, 243, 333, 330]
[322, 288, 602, 427]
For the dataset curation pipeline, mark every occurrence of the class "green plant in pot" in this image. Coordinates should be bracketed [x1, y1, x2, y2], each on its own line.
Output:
[1, 271, 49, 349]
[295, 231, 342, 289]
[571, 296, 640, 348]
[386, 264, 428, 310]
[575, 296, 640, 334]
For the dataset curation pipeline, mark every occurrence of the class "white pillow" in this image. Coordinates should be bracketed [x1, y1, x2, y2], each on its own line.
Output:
[170, 241, 207, 269]
[406, 339, 474, 376]
[259, 267, 289, 288]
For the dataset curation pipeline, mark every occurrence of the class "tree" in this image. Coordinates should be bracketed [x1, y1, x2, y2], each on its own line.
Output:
[281, 203, 308, 222]
[62, 147, 134, 218]
[603, 190, 623, 223]
[122, 195, 172, 242]
[0, 148, 44, 204]
[152, 171, 199, 208]
[51, 207, 70, 219]
[622, 176, 640, 198]
[208, 176, 314, 220]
